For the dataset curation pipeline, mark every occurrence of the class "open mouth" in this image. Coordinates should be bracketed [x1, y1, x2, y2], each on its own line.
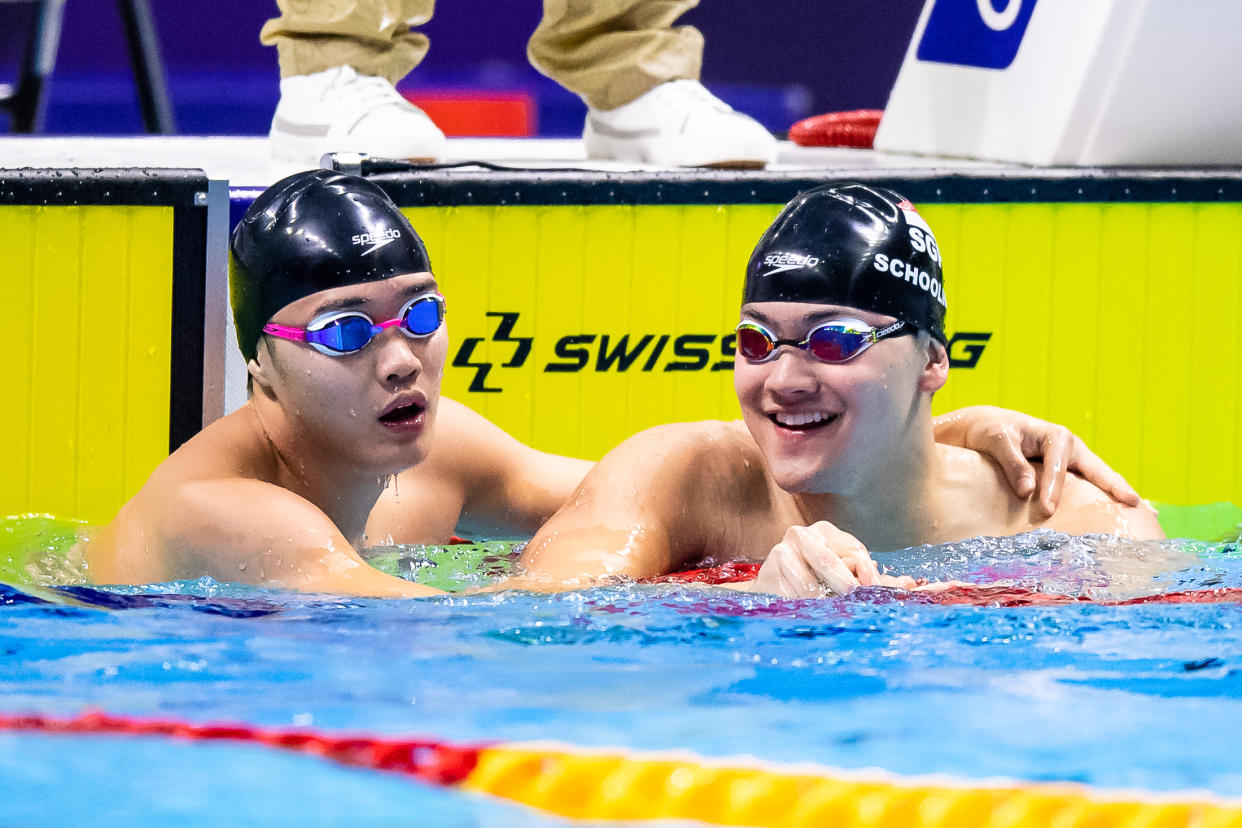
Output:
[769, 412, 839, 432]
[378, 402, 424, 424]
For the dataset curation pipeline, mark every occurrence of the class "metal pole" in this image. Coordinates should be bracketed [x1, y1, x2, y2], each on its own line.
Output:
[117, 0, 175, 134]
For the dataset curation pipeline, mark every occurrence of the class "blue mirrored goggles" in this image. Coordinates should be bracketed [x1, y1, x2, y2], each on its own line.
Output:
[263, 293, 445, 356]
[735, 317, 911, 364]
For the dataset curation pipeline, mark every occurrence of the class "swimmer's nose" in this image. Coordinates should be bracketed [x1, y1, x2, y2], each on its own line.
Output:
[765, 349, 819, 396]
[374, 328, 422, 385]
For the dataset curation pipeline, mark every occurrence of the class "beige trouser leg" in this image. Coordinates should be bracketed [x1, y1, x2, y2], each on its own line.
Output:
[260, 0, 434, 85]
[528, 0, 703, 111]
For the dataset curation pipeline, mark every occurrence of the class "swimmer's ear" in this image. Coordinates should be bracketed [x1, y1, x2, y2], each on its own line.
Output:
[247, 340, 277, 393]
[917, 337, 949, 393]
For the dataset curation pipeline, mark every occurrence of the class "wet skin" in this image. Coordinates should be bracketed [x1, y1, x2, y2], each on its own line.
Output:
[88, 273, 450, 597]
[517, 302, 1162, 592]
[87, 285, 1148, 596]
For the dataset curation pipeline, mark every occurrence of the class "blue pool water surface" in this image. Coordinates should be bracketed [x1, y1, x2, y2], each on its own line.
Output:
[2, 524, 1242, 824]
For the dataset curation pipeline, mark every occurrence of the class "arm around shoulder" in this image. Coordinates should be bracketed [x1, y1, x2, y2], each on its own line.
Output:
[419, 397, 592, 540]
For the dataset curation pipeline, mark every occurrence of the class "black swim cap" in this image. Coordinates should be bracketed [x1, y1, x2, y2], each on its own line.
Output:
[230, 169, 432, 360]
[744, 184, 947, 344]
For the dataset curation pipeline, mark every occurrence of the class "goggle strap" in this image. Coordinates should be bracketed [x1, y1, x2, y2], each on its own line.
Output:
[261, 323, 307, 342]
[872, 320, 907, 341]
[374, 317, 403, 333]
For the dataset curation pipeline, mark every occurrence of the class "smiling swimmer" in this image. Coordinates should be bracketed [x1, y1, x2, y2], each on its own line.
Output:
[516, 184, 1160, 592]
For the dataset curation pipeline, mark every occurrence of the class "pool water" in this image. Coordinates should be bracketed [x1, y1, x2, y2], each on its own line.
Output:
[2, 512, 1242, 824]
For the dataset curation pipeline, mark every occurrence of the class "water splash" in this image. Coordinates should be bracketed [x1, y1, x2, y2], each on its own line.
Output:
[3, 515, 1238, 602]
[876, 530, 1220, 600]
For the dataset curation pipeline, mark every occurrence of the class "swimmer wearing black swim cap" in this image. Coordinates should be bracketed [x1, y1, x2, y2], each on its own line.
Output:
[519, 182, 1161, 594]
[89, 168, 605, 598]
[744, 183, 947, 344]
[88, 168, 454, 597]
[731, 184, 955, 502]
[230, 169, 433, 361]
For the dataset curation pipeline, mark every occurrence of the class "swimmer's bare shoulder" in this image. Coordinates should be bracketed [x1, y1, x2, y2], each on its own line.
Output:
[943, 445, 1164, 541]
[88, 411, 439, 597]
[1036, 468, 1164, 539]
[515, 419, 769, 587]
[369, 397, 592, 544]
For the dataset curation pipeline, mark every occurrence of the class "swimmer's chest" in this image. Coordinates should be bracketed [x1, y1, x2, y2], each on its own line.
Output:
[364, 475, 464, 546]
[685, 500, 801, 569]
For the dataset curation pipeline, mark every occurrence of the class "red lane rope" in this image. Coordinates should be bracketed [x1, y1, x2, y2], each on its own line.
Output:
[9, 711, 1242, 827]
[0, 711, 481, 785]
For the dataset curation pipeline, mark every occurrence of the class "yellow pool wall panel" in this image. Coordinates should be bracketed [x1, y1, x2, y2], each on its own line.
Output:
[425, 203, 774, 460]
[8, 177, 1239, 525]
[926, 201, 1242, 507]
[1, 204, 174, 524]
[416, 199, 1242, 507]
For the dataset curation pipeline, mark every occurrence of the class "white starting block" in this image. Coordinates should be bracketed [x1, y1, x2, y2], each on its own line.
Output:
[874, 0, 1242, 165]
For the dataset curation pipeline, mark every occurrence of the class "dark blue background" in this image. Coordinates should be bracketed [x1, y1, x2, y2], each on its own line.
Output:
[0, 0, 924, 136]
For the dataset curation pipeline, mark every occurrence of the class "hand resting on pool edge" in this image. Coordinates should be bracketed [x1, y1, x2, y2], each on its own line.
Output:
[511, 185, 1163, 595]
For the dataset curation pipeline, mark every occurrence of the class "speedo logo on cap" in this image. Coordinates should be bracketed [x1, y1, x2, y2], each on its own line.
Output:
[762, 251, 822, 277]
[352, 228, 402, 256]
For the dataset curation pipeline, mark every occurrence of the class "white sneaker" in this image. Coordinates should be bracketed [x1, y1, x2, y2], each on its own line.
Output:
[269, 65, 446, 165]
[583, 80, 777, 169]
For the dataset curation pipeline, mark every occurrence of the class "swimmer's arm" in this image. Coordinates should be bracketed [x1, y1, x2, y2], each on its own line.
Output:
[150, 481, 442, 597]
[507, 426, 711, 590]
[934, 405, 1141, 516]
[434, 398, 592, 539]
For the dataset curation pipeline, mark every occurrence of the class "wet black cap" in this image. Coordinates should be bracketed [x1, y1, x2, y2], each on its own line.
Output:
[744, 184, 947, 344]
[229, 169, 432, 360]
